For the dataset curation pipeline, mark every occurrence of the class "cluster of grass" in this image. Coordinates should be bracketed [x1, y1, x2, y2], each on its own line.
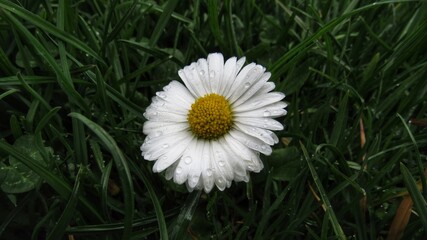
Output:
[1, 0, 427, 239]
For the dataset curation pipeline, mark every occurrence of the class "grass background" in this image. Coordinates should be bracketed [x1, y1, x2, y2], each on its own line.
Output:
[1, 0, 427, 239]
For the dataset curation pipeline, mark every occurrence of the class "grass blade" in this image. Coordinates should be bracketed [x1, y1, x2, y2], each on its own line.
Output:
[129, 160, 169, 240]
[68, 112, 134, 239]
[0, 141, 103, 221]
[170, 190, 201, 239]
[0, 0, 102, 61]
[46, 166, 83, 240]
[300, 142, 346, 239]
[400, 163, 427, 232]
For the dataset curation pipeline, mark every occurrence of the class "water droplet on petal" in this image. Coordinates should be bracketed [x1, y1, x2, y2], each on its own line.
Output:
[176, 167, 182, 174]
[154, 131, 163, 137]
[206, 168, 213, 176]
[263, 110, 271, 117]
[191, 175, 198, 183]
[209, 70, 215, 78]
[218, 178, 224, 184]
[162, 143, 169, 148]
[218, 160, 225, 167]
[244, 82, 251, 88]
[184, 156, 192, 164]
[199, 70, 205, 76]
[160, 155, 168, 161]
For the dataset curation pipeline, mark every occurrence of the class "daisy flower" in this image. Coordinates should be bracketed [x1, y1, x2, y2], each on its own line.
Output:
[141, 53, 287, 193]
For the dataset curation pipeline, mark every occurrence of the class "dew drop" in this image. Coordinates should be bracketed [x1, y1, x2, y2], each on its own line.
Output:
[263, 110, 271, 117]
[160, 155, 168, 161]
[158, 92, 167, 99]
[154, 131, 163, 137]
[209, 70, 215, 78]
[261, 145, 267, 150]
[244, 82, 251, 88]
[218, 160, 225, 167]
[191, 175, 198, 183]
[176, 167, 182, 174]
[162, 143, 169, 148]
[218, 178, 224, 184]
[184, 156, 192, 164]
[199, 70, 205, 76]
[206, 168, 213, 176]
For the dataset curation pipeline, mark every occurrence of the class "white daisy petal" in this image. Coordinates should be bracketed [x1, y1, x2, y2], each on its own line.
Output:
[141, 130, 190, 160]
[218, 138, 247, 179]
[235, 117, 284, 131]
[233, 92, 286, 113]
[222, 56, 246, 97]
[152, 135, 194, 172]
[219, 57, 237, 95]
[212, 140, 237, 181]
[161, 80, 195, 106]
[196, 58, 209, 90]
[165, 162, 177, 180]
[234, 122, 276, 145]
[246, 154, 264, 173]
[232, 130, 272, 155]
[143, 121, 189, 137]
[141, 53, 287, 193]
[231, 72, 271, 107]
[187, 140, 204, 189]
[225, 62, 256, 99]
[228, 64, 266, 103]
[143, 109, 187, 122]
[234, 102, 288, 118]
[201, 142, 215, 192]
[173, 138, 198, 184]
[223, 131, 254, 161]
[207, 53, 224, 94]
[178, 64, 207, 97]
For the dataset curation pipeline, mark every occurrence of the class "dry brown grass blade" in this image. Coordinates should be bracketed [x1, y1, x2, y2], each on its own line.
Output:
[387, 196, 413, 240]
[359, 118, 368, 213]
[359, 118, 366, 161]
[308, 181, 326, 211]
[409, 118, 427, 127]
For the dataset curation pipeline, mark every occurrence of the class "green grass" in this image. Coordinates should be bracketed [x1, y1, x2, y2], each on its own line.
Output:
[1, 0, 427, 239]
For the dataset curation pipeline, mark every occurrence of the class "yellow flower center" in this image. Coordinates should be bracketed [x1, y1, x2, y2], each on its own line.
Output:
[187, 93, 233, 139]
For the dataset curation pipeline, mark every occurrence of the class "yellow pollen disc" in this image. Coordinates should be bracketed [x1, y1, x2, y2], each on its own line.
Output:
[187, 93, 233, 139]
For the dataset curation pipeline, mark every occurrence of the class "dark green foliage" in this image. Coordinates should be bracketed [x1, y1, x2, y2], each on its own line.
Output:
[1, 0, 426, 239]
